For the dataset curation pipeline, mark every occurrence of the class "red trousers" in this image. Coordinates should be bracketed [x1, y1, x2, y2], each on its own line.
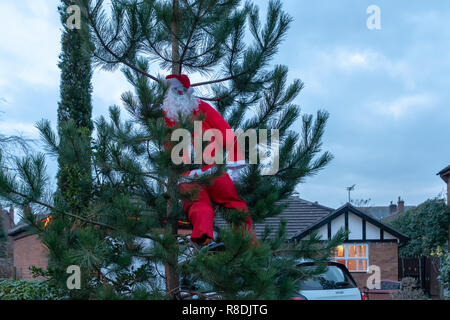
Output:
[180, 173, 255, 244]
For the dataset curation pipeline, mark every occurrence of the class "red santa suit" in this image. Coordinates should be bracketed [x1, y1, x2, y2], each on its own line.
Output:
[163, 74, 255, 245]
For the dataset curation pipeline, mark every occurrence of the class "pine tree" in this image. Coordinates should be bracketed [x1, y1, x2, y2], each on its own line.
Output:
[8, 1, 96, 299]
[0, 0, 346, 299]
[0, 116, 30, 274]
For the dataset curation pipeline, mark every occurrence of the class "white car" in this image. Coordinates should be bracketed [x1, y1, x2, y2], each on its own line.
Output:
[294, 261, 365, 300]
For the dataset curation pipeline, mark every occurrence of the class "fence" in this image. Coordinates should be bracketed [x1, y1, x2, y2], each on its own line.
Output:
[399, 257, 442, 297]
[0, 261, 15, 279]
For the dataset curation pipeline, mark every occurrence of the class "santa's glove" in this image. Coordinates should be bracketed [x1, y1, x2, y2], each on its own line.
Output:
[226, 166, 244, 184]
[178, 167, 215, 184]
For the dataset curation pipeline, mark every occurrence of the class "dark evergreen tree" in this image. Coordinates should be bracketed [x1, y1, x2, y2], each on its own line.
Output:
[57, 0, 93, 131]
[14, 1, 97, 299]
[0, 0, 346, 299]
[56, 0, 93, 206]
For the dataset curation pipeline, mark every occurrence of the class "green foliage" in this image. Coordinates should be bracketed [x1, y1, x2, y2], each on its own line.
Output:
[30, 1, 95, 299]
[439, 253, 450, 290]
[390, 277, 429, 300]
[0, 0, 340, 300]
[0, 280, 66, 300]
[180, 226, 347, 300]
[387, 199, 449, 257]
[58, 0, 93, 131]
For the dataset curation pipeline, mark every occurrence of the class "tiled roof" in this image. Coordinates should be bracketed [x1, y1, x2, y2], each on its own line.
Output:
[214, 197, 334, 239]
[358, 206, 415, 221]
[438, 165, 450, 183]
[291, 203, 409, 243]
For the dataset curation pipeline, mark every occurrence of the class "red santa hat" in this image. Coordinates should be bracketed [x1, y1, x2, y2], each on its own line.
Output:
[166, 74, 194, 96]
[166, 74, 191, 88]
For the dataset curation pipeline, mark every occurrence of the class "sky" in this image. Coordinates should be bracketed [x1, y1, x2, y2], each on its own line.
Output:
[0, 0, 449, 209]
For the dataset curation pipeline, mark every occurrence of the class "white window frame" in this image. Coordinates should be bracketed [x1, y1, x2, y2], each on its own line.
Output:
[333, 243, 369, 273]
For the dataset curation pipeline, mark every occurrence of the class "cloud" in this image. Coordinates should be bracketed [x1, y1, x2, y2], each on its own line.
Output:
[333, 49, 379, 70]
[370, 93, 438, 120]
[0, 0, 61, 91]
[0, 121, 39, 137]
[297, 47, 415, 93]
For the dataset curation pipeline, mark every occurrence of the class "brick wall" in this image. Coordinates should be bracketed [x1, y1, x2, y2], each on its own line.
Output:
[13, 234, 48, 280]
[351, 242, 398, 290]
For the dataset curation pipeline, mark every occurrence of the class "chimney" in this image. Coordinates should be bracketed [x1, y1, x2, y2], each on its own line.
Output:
[397, 197, 405, 214]
[389, 201, 397, 214]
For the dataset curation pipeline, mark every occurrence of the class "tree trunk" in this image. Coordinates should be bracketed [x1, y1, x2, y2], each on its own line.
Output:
[164, 0, 181, 299]
[164, 194, 179, 298]
[171, 0, 181, 74]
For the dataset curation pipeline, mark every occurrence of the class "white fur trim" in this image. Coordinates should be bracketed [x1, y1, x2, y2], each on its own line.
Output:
[167, 78, 183, 88]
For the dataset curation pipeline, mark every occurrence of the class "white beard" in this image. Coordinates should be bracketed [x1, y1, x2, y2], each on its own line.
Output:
[162, 90, 199, 121]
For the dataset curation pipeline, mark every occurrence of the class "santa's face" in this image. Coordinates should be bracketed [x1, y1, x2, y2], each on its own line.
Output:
[171, 84, 188, 96]
[163, 79, 199, 121]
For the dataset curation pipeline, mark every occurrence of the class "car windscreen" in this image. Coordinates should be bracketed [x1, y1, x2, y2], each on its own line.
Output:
[298, 265, 357, 290]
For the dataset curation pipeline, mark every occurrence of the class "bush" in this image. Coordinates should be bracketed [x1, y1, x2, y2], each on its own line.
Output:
[439, 253, 450, 290]
[387, 199, 449, 258]
[390, 278, 428, 300]
[0, 279, 66, 300]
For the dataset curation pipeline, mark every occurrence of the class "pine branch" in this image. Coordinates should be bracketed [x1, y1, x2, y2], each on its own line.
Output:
[178, 0, 204, 71]
[87, 6, 160, 83]
[6, 188, 158, 242]
[191, 70, 250, 87]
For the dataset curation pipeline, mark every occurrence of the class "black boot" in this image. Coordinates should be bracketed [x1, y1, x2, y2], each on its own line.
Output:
[192, 234, 225, 252]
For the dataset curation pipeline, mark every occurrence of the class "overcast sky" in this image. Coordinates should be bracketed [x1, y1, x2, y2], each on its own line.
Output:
[0, 0, 449, 209]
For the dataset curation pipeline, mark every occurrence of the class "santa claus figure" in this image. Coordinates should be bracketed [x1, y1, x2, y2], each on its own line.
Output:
[162, 74, 256, 249]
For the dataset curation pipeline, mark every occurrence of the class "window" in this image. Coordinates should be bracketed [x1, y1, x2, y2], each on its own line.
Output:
[298, 264, 358, 291]
[332, 244, 369, 272]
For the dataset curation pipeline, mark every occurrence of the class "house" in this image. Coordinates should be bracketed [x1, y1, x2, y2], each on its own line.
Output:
[357, 197, 415, 222]
[237, 197, 335, 240]
[437, 165, 450, 205]
[290, 201, 408, 290]
[7, 196, 408, 287]
[215, 197, 408, 290]
[6, 213, 49, 280]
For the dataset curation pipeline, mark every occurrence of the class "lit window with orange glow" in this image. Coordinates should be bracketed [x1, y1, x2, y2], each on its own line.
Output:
[335, 245, 345, 257]
[332, 244, 369, 272]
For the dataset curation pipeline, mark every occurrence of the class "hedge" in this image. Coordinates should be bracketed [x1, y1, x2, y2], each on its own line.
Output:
[0, 279, 66, 300]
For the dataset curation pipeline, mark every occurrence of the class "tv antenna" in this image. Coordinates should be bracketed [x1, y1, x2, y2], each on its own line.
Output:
[346, 184, 356, 203]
